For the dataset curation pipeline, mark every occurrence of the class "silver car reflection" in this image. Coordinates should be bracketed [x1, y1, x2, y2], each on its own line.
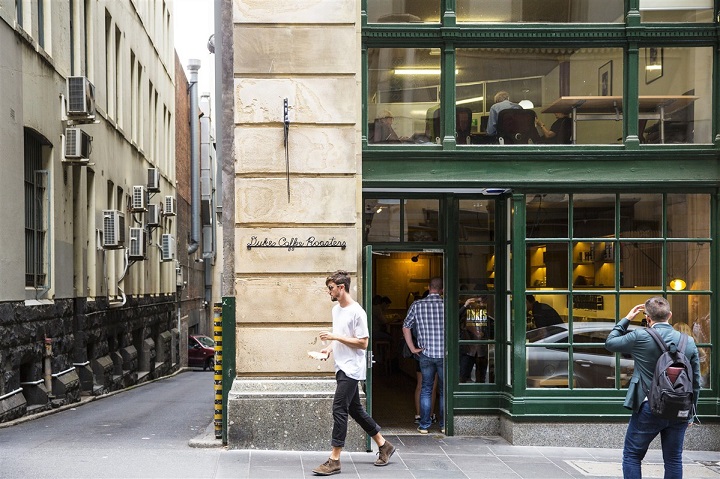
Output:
[526, 322, 637, 388]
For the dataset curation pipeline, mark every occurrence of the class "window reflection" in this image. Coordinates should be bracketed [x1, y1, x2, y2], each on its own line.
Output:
[526, 194, 568, 238]
[366, 0, 440, 23]
[457, 0, 624, 23]
[459, 246, 495, 290]
[458, 199, 493, 241]
[640, 0, 714, 23]
[527, 244, 568, 289]
[573, 194, 615, 238]
[619, 194, 662, 239]
[404, 199, 440, 242]
[668, 194, 710, 238]
[459, 295, 495, 384]
[364, 199, 401, 242]
[368, 48, 440, 145]
[668, 242, 709, 291]
[620, 242, 662, 289]
[639, 47, 713, 144]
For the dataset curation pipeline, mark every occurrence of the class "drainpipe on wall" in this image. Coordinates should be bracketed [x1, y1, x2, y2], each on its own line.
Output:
[43, 338, 53, 393]
[187, 59, 201, 255]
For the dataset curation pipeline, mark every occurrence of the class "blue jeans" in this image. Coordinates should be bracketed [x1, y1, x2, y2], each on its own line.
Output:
[622, 401, 688, 479]
[418, 353, 444, 430]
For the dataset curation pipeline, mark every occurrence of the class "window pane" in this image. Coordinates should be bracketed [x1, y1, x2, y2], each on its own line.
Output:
[573, 242, 616, 289]
[404, 199, 440, 242]
[573, 294, 616, 321]
[368, 48, 440, 145]
[457, 0, 624, 23]
[459, 245, 495, 289]
[620, 242, 662, 289]
[364, 199, 401, 242]
[573, 194, 615, 238]
[668, 242, 709, 291]
[459, 295, 495, 384]
[527, 244, 568, 289]
[456, 48, 623, 145]
[668, 194, 710, 238]
[639, 47, 713, 144]
[367, 0, 440, 23]
[526, 194, 568, 238]
[459, 199, 493, 241]
[640, 0, 714, 23]
[526, 294, 567, 333]
[619, 194, 662, 238]
[526, 345, 570, 388]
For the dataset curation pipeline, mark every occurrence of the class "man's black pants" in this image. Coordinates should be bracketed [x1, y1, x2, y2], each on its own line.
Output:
[331, 370, 381, 447]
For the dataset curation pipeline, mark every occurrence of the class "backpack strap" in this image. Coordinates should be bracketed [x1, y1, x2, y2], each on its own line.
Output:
[645, 327, 668, 352]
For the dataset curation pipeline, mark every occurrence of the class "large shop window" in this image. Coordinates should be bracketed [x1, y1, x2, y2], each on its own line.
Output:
[367, 48, 441, 145]
[455, 48, 624, 145]
[457, 0, 624, 23]
[525, 193, 712, 390]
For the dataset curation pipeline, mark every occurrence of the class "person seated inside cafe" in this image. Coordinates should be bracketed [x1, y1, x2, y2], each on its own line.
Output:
[536, 112, 572, 144]
[373, 110, 408, 143]
[485, 91, 521, 137]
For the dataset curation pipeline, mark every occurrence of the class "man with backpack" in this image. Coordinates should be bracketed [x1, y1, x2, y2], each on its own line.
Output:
[606, 296, 701, 479]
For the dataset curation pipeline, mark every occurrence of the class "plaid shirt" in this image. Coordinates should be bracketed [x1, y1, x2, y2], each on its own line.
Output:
[403, 293, 445, 359]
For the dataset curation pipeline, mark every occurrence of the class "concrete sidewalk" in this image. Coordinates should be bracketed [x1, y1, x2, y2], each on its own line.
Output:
[192, 424, 720, 479]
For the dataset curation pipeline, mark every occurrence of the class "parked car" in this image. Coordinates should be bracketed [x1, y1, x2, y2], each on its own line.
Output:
[188, 335, 215, 371]
[526, 322, 637, 388]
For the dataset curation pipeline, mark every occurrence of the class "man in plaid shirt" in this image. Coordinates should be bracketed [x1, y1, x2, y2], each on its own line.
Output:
[402, 277, 444, 434]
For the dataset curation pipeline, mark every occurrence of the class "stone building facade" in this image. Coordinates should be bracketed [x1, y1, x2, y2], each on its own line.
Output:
[0, 0, 179, 422]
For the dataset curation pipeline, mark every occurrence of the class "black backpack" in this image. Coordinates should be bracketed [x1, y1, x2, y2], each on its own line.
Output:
[643, 327, 695, 421]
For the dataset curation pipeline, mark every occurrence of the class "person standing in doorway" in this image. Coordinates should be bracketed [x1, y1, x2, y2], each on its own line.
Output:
[402, 277, 445, 434]
[605, 296, 700, 479]
[312, 270, 395, 476]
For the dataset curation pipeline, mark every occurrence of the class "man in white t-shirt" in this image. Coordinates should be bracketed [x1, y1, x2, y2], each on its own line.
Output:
[311, 270, 395, 476]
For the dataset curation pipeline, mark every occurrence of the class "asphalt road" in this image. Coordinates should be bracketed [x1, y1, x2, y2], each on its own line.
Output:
[0, 369, 226, 479]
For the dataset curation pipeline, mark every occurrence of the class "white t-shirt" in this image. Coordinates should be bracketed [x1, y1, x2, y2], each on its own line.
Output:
[332, 301, 369, 381]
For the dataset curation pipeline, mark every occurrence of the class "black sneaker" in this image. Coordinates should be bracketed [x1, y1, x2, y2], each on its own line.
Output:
[414, 415, 420, 424]
[431, 414, 437, 424]
[313, 458, 341, 476]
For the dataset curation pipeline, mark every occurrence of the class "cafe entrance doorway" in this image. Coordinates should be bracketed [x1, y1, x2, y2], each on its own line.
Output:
[368, 250, 444, 433]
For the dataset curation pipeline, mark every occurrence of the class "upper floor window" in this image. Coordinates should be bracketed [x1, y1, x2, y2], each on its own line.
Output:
[457, 48, 623, 145]
[457, 0, 624, 23]
[367, 0, 440, 23]
[368, 48, 440, 145]
[640, 0, 714, 23]
[638, 46, 713, 144]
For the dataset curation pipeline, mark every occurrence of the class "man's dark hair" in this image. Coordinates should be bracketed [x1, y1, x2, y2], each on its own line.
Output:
[429, 277, 443, 291]
[645, 296, 671, 322]
[526, 295, 536, 303]
[326, 270, 351, 290]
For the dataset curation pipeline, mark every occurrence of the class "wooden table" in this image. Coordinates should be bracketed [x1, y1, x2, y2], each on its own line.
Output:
[542, 95, 699, 144]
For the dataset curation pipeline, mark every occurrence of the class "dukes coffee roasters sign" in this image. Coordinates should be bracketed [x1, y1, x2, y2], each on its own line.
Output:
[246, 236, 347, 252]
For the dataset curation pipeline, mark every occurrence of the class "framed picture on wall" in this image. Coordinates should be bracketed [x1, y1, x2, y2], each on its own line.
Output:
[598, 61, 612, 96]
[646, 47, 663, 84]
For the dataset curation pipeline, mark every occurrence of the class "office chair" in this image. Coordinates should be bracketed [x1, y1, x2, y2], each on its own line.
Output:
[496, 109, 540, 144]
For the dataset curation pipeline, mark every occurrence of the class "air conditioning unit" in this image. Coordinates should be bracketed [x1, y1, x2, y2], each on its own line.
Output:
[128, 227, 147, 260]
[161, 234, 176, 261]
[163, 196, 176, 216]
[64, 127, 92, 161]
[147, 204, 161, 227]
[147, 168, 160, 192]
[131, 185, 147, 212]
[66, 76, 96, 119]
[102, 210, 125, 249]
